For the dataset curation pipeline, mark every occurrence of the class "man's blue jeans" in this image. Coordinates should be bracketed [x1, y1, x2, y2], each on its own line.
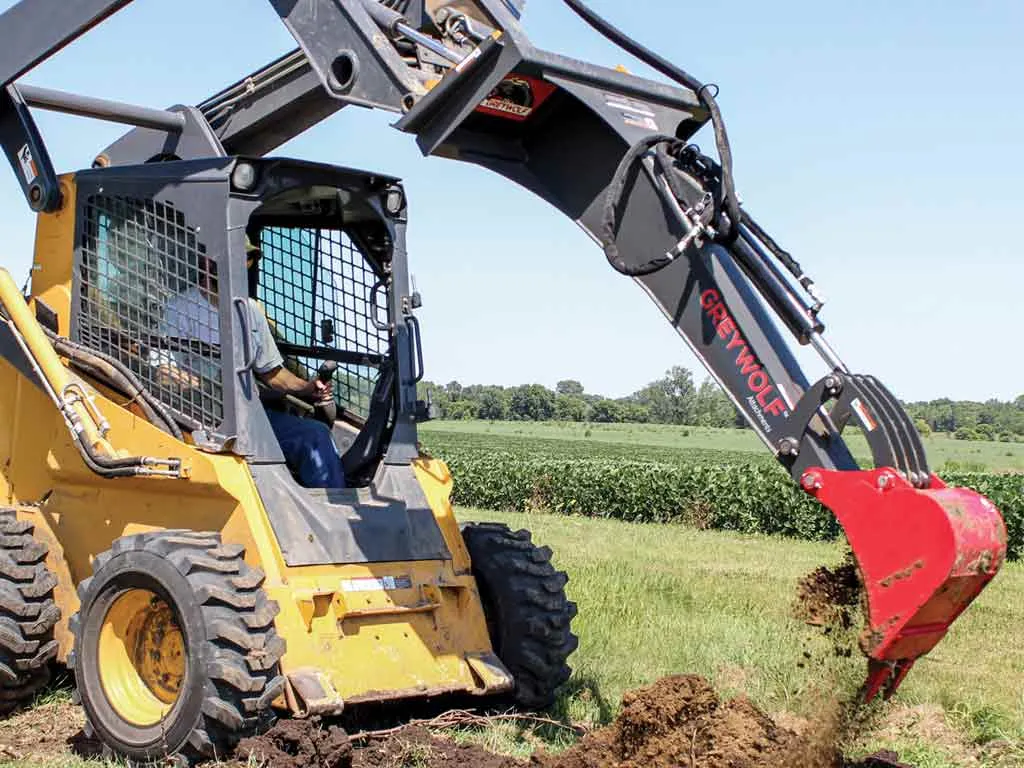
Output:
[265, 408, 345, 489]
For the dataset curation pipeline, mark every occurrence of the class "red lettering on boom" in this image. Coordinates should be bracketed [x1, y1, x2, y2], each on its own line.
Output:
[700, 287, 789, 422]
[701, 289, 720, 309]
[736, 347, 761, 376]
[748, 370, 769, 392]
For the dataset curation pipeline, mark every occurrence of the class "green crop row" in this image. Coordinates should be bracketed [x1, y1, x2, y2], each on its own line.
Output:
[422, 445, 1023, 561]
[421, 430, 776, 467]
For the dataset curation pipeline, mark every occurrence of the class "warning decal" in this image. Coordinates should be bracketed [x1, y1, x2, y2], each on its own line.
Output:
[17, 144, 38, 184]
[850, 397, 878, 432]
[341, 575, 413, 593]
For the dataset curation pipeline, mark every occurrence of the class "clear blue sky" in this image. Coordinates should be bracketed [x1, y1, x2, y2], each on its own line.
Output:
[1, 0, 1020, 402]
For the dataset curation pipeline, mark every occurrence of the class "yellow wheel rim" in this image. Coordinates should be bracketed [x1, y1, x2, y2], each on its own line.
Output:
[98, 589, 186, 726]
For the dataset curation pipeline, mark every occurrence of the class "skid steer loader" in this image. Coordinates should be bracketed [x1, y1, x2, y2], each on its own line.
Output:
[0, 0, 1008, 763]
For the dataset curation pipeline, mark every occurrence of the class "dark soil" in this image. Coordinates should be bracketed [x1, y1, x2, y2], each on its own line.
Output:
[531, 675, 820, 768]
[353, 726, 521, 768]
[0, 682, 914, 768]
[238, 720, 523, 768]
[794, 558, 863, 631]
[233, 677, 913, 768]
[236, 718, 353, 768]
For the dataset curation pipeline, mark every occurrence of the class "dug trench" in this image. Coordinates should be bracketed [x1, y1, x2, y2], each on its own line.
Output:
[233, 674, 911, 768]
[0, 674, 912, 768]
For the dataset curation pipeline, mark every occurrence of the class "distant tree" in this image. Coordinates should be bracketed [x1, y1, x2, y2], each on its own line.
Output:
[445, 381, 463, 400]
[447, 400, 478, 420]
[555, 395, 587, 422]
[693, 378, 738, 428]
[477, 389, 508, 421]
[590, 399, 623, 423]
[509, 384, 556, 421]
[619, 402, 651, 423]
[632, 366, 697, 425]
[976, 422, 996, 440]
[418, 380, 451, 418]
[556, 380, 585, 396]
[954, 426, 981, 441]
[913, 417, 932, 438]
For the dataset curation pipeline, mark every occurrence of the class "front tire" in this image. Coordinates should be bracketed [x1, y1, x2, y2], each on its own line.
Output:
[70, 531, 286, 764]
[462, 523, 578, 709]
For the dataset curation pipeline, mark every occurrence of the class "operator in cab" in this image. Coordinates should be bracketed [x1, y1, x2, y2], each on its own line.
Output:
[154, 237, 345, 489]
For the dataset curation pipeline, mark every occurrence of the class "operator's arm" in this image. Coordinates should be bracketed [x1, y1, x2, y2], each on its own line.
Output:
[258, 364, 327, 400]
[247, 299, 331, 401]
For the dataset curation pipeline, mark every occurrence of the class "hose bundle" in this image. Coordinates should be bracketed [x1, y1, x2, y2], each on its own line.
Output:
[559, 0, 742, 271]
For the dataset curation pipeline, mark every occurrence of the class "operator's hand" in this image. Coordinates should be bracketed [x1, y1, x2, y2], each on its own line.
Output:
[297, 378, 333, 403]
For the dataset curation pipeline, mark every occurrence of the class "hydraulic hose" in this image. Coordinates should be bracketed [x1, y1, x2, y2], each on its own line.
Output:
[0, 270, 183, 478]
[45, 329, 185, 441]
[559, 0, 742, 244]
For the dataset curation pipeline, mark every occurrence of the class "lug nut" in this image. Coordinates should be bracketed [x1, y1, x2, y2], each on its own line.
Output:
[877, 473, 895, 491]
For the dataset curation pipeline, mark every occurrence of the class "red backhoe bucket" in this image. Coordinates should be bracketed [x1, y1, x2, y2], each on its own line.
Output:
[801, 467, 1007, 701]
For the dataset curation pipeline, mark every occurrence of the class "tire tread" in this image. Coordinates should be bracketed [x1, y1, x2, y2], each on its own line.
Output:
[461, 522, 577, 710]
[70, 530, 283, 764]
[0, 509, 59, 717]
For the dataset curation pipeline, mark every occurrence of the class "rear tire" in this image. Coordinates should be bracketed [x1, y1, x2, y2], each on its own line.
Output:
[0, 508, 59, 716]
[461, 522, 577, 710]
[70, 530, 286, 764]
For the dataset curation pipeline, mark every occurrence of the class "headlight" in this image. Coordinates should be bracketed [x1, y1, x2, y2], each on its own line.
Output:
[384, 186, 405, 215]
[232, 162, 258, 192]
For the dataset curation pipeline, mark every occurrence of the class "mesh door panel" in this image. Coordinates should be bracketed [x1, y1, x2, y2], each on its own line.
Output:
[258, 227, 389, 419]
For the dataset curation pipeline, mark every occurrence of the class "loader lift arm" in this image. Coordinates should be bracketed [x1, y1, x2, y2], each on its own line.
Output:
[0, 0, 1007, 701]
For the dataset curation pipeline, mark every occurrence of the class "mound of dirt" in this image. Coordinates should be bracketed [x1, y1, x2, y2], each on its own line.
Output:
[532, 675, 821, 768]
[528, 675, 913, 768]
[236, 694, 913, 768]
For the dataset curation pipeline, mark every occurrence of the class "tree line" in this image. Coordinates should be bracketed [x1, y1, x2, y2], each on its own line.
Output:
[421, 366, 745, 429]
[419, 367, 1024, 443]
[905, 396, 1024, 442]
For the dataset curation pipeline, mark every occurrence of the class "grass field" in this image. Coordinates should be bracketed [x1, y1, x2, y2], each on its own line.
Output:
[420, 420, 1024, 473]
[465, 509, 1024, 768]
[0, 511, 1019, 768]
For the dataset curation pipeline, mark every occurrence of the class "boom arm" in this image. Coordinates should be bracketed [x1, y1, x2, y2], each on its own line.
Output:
[0, 0, 1007, 700]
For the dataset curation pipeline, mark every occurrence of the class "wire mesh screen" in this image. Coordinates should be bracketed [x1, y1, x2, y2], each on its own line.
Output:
[258, 227, 389, 419]
[77, 195, 223, 428]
